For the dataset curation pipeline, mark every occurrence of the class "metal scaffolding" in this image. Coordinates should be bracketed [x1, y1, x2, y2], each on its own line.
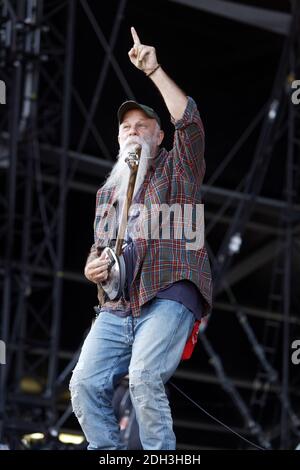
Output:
[206, 0, 300, 449]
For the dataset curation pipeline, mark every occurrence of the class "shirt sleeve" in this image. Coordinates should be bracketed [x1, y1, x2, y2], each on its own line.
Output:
[86, 243, 98, 265]
[170, 96, 205, 183]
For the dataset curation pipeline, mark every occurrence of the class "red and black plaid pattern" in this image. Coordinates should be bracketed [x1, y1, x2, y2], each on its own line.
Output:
[91, 97, 213, 320]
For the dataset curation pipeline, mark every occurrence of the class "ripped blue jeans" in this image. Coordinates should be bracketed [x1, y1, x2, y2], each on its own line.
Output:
[69, 298, 194, 450]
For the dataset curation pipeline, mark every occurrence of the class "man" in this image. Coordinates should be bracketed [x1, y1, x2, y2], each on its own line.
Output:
[70, 27, 212, 450]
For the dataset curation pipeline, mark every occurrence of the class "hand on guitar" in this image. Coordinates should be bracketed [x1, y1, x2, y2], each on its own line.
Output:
[84, 251, 109, 284]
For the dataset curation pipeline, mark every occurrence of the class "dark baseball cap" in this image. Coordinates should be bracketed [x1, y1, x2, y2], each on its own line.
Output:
[118, 100, 161, 128]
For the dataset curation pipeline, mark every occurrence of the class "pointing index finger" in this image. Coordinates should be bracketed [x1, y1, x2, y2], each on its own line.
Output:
[131, 26, 141, 45]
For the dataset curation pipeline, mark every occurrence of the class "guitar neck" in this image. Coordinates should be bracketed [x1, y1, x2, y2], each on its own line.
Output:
[115, 153, 140, 255]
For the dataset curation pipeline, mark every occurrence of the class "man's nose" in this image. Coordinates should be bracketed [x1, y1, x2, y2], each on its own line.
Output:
[128, 126, 138, 136]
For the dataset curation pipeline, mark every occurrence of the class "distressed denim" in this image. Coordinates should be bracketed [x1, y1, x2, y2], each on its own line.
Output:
[69, 298, 194, 450]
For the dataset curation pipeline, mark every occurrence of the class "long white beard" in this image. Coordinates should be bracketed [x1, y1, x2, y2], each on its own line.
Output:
[102, 135, 156, 209]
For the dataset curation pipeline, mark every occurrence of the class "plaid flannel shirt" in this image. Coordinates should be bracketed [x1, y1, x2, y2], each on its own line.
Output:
[87, 96, 213, 320]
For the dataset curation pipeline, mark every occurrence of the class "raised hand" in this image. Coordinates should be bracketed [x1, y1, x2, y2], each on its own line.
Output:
[128, 26, 158, 74]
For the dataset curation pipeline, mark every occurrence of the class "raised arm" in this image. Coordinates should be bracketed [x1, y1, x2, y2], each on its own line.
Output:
[128, 27, 187, 122]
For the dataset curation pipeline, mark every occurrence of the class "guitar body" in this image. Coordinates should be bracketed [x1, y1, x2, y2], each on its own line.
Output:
[101, 246, 127, 300]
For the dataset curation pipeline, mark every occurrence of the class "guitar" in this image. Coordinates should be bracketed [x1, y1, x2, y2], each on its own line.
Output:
[98, 144, 141, 300]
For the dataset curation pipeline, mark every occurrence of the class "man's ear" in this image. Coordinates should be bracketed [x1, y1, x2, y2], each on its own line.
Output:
[158, 130, 164, 146]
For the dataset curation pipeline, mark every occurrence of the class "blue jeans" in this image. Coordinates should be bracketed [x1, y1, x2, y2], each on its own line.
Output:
[69, 298, 194, 450]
